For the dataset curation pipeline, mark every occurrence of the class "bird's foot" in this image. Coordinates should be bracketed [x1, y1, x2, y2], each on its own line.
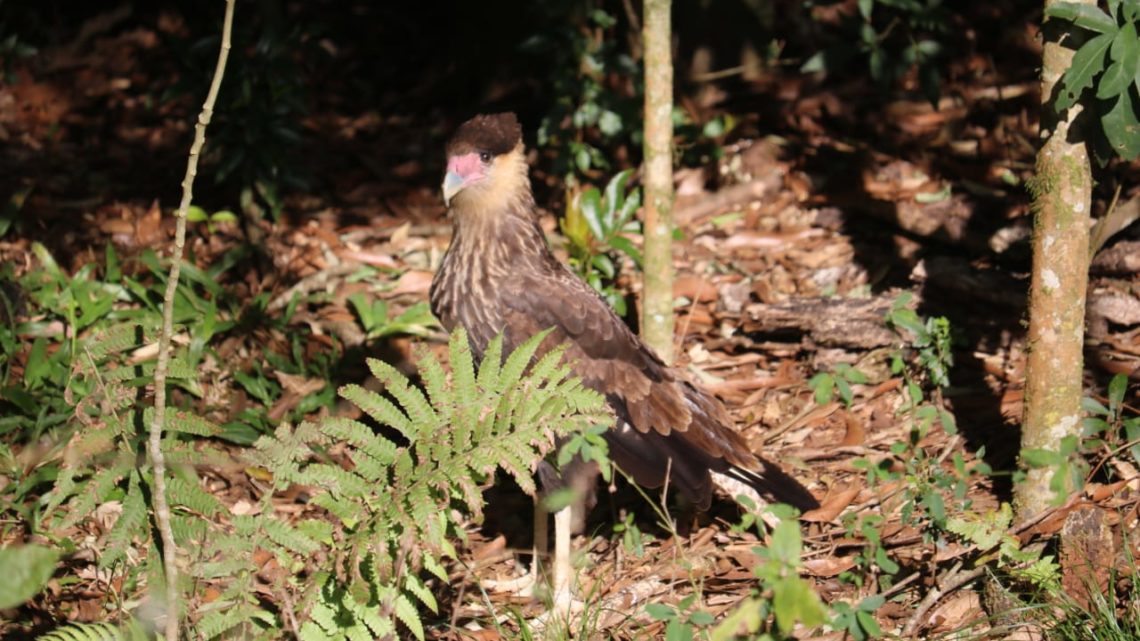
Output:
[482, 563, 541, 598]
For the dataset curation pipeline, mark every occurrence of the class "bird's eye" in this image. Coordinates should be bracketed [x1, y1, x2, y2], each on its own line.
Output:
[479, 151, 492, 163]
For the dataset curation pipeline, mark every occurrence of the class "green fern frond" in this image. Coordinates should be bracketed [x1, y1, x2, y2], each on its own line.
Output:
[80, 322, 141, 364]
[240, 327, 609, 641]
[167, 475, 223, 516]
[475, 332, 505, 390]
[143, 408, 220, 437]
[394, 593, 425, 641]
[100, 470, 147, 569]
[36, 620, 146, 641]
[56, 458, 133, 529]
[365, 358, 436, 438]
[261, 516, 320, 555]
[338, 384, 413, 439]
[320, 417, 398, 463]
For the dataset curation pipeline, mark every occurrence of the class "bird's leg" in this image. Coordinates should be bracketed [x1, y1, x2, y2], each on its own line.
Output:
[550, 504, 575, 614]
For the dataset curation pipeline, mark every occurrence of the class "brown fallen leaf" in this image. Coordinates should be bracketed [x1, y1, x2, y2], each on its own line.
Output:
[388, 269, 435, 297]
[674, 274, 718, 303]
[840, 410, 866, 446]
[802, 554, 856, 577]
[930, 591, 987, 634]
[472, 534, 507, 563]
[802, 486, 860, 523]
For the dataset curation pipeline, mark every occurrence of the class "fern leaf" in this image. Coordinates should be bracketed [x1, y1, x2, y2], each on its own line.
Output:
[170, 513, 208, 547]
[416, 342, 449, 412]
[319, 417, 397, 464]
[475, 333, 505, 390]
[394, 593, 425, 641]
[311, 492, 358, 527]
[262, 516, 320, 555]
[100, 471, 147, 569]
[526, 342, 570, 387]
[422, 551, 447, 581]
[142, 408, 219, 437]
[338, 383, 414, 439]
[167, 475, 223, 516]
[80, 322, 141, 363]
[498, 328, 552, 389]
[449, 327, 477, 404]
[403, 574, 438, 613]
[36, 621, 128, 641]
[366, 358, 437, 437]
[195, 602, 265, 640]
[299, 463, 372, 496]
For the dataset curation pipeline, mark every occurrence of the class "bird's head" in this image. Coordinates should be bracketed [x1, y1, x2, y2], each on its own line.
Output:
[442, 113, 527, 210]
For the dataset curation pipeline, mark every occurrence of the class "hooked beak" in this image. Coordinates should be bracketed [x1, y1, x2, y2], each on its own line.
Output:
[442, 171, 464, 207]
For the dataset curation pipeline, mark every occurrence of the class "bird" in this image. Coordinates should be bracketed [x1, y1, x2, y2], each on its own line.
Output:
[429, 112, 818, 611]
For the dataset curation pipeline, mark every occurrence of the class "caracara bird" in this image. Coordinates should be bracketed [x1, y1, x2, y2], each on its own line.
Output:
[430, 113, 817, 609]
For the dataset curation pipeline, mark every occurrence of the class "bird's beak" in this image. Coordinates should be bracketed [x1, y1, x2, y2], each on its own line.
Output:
[442, 171, 464, 207]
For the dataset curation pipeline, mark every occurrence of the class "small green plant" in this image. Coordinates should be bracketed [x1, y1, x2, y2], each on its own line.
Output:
[801, 0, 951, 106]
[1016, 374, 1137, 506]
[886, 292, 953, 389]
[0, 543, 59, 609]
[186, 205, 239, 234]
[528, 3, 641, 180]
[809, 362, 868, 407]
[1043, 572, 1140, 641]
[1082, 373, 1140, 469]
[560, 169, 642, 314]
[646, 597, 717, 641]
[1045, 0, 1140, 160]
[838, 513, 900, 590]
[946, 502, 1061, 590]
[242, 328, 609, 640]
[612, 512, 648, 558]
[347, 294, 438, 340]
[711, 507, 828, 641]
[829, 595, 885, 641]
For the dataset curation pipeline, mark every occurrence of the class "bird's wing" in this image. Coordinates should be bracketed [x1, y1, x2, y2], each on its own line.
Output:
[500, 265, 694, 438]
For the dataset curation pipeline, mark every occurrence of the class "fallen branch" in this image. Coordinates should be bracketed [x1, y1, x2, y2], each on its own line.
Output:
[901, 562, 986, 637]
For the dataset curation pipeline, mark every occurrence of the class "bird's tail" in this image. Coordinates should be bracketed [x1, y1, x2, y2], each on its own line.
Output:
[713, 462, 820, 513]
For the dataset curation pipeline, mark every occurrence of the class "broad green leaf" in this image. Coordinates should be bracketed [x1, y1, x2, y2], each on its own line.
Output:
[579, 187, 605, 240]
[1102, 89, 1140, 160]
[598, 110, 623, 137]
[1044, 2, 1117, 33]
[186, 205, 209, 222]
[603, 168, 634, 226]
[1108, 373, 1127, 411]
[607, 234, 643, 267]
[772, 577, 827, 632]
[1081, 396, 1110, 416]
[646, 603, 675, 621]
[1056, 32, 1112, 112]
[1021, 448, 1063, 467]
[0, 544, 59, 608]
[1097, 61, 1131, 98]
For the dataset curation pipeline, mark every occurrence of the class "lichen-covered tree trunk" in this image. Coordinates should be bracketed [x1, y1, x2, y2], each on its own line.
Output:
[641, 0, 675, 364]
[1016, 0, 1094, 517]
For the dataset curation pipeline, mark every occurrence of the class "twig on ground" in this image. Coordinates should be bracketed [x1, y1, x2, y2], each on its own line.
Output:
[902, 562, 986, 637]
[150, 1, 235, 639]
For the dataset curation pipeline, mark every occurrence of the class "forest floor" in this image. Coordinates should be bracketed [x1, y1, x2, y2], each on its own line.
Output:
[2, 5, 1139, 640]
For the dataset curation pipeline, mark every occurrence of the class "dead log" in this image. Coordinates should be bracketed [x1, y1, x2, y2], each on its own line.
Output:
[735, 291, 914, 350]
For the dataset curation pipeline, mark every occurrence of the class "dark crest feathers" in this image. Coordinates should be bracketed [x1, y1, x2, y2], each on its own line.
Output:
[446, 113, 523, 157]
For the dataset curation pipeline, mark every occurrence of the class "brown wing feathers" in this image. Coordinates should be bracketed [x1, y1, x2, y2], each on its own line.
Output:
[431, 113, 818, 512]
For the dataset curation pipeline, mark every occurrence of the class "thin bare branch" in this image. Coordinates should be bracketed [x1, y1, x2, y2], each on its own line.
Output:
[150, 1, 235, 638]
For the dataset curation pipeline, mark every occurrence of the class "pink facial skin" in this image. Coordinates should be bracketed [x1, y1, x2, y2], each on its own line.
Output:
[447, 152, 485, 183]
